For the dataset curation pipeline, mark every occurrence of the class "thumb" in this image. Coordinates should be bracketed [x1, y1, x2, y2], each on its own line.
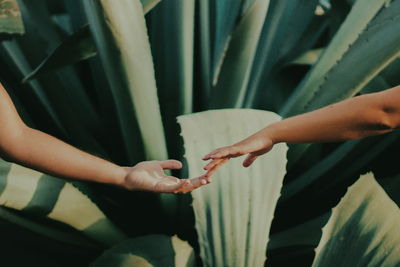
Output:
[159, 160, 183, 170]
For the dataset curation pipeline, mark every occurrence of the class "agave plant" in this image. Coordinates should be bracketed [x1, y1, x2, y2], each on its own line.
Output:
[0, 0, 400, 266]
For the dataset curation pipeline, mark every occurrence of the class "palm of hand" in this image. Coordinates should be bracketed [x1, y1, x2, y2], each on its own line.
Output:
[123, 161, 208, 194]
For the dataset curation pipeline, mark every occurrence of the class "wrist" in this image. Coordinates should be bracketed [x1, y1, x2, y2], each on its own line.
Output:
[112, 166, 129, 188]
[261, 124, 279, 145]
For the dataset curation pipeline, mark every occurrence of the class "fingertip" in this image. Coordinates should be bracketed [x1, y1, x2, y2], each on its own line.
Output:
[174, 160, 183, 169]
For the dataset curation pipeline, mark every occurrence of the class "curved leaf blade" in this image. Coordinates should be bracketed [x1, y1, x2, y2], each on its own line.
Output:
[85, 0, 168, 161]
[22, 25, 96, 83]
[281, 0, 394, 117]
[209, 0, 271, 108]
[313, 173, 400, 266]
[0, 160, 125, 245]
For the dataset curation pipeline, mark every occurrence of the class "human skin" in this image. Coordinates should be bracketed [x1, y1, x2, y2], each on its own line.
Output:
[203, 86, 400, 176]
[0, 83, 208, 193]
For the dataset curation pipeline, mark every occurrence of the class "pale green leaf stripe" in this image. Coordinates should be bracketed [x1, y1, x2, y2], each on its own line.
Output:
[269, 213, 330, 250]
[141, 0, 161, 14]
[0, 164, 42, 210]
[0, 0, 24, 34]
[90, 235, 194, 267]
[23, 174, 65, 216]
[210, 0, 271, 109]
[0, 162, 125, 245]
[171, 235, 196, 267]
[281, 0, 390, 116]
[178, 109, 288, 267]
[99, 0, 168, 160]
[291, 48, 325, 66]
[0, 160, 12, 196]
[312, 173, 400, 267]
[47, 182, 125, 245]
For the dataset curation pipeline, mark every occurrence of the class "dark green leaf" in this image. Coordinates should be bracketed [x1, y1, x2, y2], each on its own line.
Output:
[22, 25, 96, 83]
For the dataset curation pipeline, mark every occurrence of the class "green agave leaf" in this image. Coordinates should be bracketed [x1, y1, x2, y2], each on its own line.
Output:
[196, 0, 212, 105]
[178, 109, 288, 267]
[291, 48, 325, 66]
[1, 41, 66, 134]
[22, 0, 161, 84]
[0, 206, 100, 250]
[149, 0, 194, 115]
[281, 0, 393, 117]
[243, 0, 319, 108]
[282, 0, 400, 165]
[209, 0, 271, 108]
[241, 0, 257, 15]
[148, 0, 194, 159]
[84, 0, 167, 161]
[0, 0, 24, 35]
[312, 172, 400, 266]
[282, 131, 399, 202]
[0, 160, 125, 246]
[268, 213, 330, 250]
[293, 0, 400, 112]
[22, 25, 96, 83]
[3, 0, 107, 156]
[210, 0, 244, 82]
[83, 0, 144, 163]
[0, 207, 102, 267]
[194, 0, 213, 105]
[90, 235, 195, 267]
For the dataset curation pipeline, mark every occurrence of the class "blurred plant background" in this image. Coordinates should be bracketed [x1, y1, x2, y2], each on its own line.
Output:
[0, 0, 400, 266]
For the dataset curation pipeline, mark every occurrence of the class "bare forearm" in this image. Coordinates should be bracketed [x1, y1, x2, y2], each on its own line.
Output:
[6, 126, 126, 186]
[251, 90, 400, 145]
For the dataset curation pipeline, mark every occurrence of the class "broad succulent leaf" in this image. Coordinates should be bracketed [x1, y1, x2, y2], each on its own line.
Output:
[0, 160, 125, 245]
[179, 109, 288, 267]
[312, 173, 400, 266]
[84, 0, 168, 161]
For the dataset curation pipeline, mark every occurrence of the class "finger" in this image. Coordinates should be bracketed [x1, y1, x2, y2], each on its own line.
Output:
[203, 158, 225, 171]
[242, 153, 259, 167]
[202, 149, 220, 160]
[203, 146, 234, 160]
[205, 158, 229, 178]
[157, 177, 189, 193]
[158, 160, 183, 170]
[173, 177, 209, 194]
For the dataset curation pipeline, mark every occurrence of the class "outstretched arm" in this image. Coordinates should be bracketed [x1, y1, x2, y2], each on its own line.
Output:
[0, 83, 207, 193]
[203, 86, 400, 174]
